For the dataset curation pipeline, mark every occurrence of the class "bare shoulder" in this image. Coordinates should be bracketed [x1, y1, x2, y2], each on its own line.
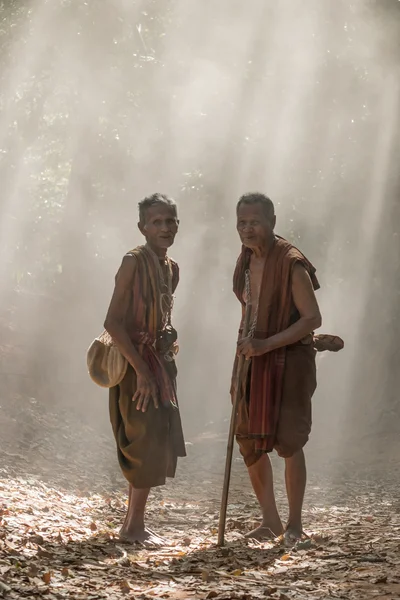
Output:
[291, 261, 321, 319]
[291, 262, 318, 303]
[115, 253, 137, 286]
[292, 261, 312, 285]
[104, 254, 137, 325]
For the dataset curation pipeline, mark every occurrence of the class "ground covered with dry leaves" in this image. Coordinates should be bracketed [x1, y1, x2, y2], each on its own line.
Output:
[1, 397, 400, 599]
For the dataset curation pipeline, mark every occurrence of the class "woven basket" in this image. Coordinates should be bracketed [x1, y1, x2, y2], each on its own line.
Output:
[86, 330, 128, 388]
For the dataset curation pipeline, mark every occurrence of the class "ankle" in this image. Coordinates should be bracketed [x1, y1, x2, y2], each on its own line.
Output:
[124, 520, 145, 532]
[286, 519, 302, 533]
[127, 512, 145, 527]
[260, 511, 283, 533]
[261, 505, 280, 522]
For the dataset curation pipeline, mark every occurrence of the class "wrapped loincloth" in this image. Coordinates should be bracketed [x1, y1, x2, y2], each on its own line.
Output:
[107, 245, 186, 489]
[235, 343, 317, 463]
[109, 364, 186, 489]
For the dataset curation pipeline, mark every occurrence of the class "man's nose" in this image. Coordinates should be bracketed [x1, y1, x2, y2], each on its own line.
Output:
[242, 224, 253, 233]
[160, 222, 170, 231]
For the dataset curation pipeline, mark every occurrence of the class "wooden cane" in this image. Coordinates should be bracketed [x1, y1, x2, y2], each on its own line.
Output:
[218, 291, 252, 547]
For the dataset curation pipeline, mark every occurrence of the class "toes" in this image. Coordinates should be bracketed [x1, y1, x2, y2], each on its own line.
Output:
[116, 526, 167, 547]
[245, 526, 275, 541]
[141, 536, 165, 548]
[146, 528, 164, 540]
[117, 536, 140, 545]
[283, 529, 306, 547]
[145, 529, 166, 545]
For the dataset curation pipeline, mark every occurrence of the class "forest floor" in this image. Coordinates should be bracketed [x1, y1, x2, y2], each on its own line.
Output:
[1, 395, 400, 600]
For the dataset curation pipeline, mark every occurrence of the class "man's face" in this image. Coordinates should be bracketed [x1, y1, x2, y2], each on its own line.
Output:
[138, 203, 179, 249]
[236, 202, 275, 249]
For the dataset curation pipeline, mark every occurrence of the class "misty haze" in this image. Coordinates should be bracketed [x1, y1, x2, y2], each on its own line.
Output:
[0, 1, 399, 598]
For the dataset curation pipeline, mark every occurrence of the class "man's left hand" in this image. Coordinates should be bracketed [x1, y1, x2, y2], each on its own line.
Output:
[237, 337, 271, 358]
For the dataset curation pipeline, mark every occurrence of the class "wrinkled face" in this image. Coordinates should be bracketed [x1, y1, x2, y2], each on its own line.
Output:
[138, 203, 179, 249]
[236, 202, 276, 249]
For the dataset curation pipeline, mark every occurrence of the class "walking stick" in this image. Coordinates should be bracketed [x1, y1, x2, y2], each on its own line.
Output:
[218, 273, 252, 547]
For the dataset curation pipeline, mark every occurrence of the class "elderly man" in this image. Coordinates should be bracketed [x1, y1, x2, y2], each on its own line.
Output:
[231, 192, 321, 544]
[104, 193, 186, 545]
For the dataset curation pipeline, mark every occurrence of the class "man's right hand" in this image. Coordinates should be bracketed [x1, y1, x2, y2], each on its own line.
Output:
[132, 371, 159, 412]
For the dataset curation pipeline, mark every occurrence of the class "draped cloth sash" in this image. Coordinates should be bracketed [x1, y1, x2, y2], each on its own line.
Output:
[232, 236, 319, 451]
[121, 245, 179, 408]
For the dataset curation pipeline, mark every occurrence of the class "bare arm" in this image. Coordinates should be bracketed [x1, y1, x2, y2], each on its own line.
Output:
[104, 255, 150, 378]
[264, 263, 322, 351]
[237, 263, 321, 357]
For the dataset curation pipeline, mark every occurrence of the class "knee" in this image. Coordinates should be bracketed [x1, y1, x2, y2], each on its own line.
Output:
[236, 436, 261, 468]
[274, 407, 311, 458]
[244, 452, 263, 468]
[274, 433, 309, 459]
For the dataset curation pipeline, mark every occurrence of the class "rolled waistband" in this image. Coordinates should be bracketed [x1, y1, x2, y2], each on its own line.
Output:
[238, 329, 313, 347]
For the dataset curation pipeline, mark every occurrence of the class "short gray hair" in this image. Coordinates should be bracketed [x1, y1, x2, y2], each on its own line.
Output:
[236, 192, 275, 219]
[138, 193, 177, 224]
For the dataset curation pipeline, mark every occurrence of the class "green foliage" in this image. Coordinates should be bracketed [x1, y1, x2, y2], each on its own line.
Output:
[0, 0, 397, 287]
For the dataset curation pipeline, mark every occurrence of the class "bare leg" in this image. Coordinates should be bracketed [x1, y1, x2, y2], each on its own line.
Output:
[119, 485, 163, 545]
[245, 454, 283, 540]
[120, 485, 133, 531]
[284, 449, 306, 541]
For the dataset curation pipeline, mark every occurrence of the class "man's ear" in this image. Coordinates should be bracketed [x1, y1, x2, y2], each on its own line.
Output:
[272, 215, 277, 229]
[138, 221, 145, 235]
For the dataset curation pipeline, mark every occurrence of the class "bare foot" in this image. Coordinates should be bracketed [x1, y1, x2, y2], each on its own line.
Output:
[245, 523, 282, 541]
[283, 525, 305, 547]
[119, 525, 165, 547]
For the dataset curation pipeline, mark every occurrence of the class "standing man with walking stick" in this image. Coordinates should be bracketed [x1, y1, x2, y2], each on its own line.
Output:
[219, 192, 322, 546]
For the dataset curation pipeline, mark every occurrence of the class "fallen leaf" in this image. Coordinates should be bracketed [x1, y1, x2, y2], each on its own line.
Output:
[119, 580, 131, 594]
[37, 546, 53, 559]
[0, 581, 11, 594]
[0, 406, 399, 600]
[28, 564, 39, 578]
[29, 534, 44, 545]
[42, 571, 51, 585]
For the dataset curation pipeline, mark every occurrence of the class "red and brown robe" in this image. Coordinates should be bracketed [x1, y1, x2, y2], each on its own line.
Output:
[232, 235, 319, 455]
